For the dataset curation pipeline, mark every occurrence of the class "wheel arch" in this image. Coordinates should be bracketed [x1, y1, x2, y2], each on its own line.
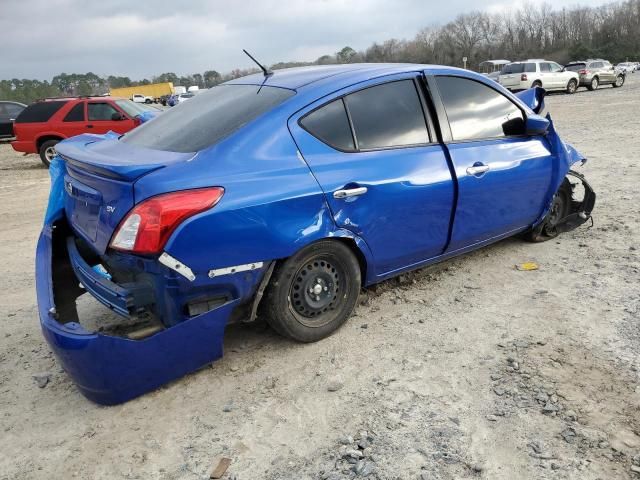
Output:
[36, 134, 65, 151]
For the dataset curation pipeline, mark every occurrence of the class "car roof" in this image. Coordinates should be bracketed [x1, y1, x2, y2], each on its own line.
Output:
[226, 63, 473, 91]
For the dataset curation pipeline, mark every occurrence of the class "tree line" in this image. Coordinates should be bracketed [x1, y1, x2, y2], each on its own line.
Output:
[2, 0, 638, 104]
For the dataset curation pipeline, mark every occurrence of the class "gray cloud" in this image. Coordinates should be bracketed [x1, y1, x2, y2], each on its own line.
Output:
[2, 0, 607, 80]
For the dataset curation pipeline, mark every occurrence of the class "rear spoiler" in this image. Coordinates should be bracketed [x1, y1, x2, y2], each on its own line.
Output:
[515, 86, 546, 114]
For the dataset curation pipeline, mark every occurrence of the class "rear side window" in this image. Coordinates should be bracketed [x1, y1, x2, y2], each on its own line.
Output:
[64, 103, 85, 122]
[436, 76, 525, 141]
[15, 101, 67, 123]
[300, 99, 355, 151]
[88, 102, 118, 121]
[501, 63, 535, 74]
[344, 80, 429, 149]
[565, 63, 585, 72]
[122, 85, 295, 153]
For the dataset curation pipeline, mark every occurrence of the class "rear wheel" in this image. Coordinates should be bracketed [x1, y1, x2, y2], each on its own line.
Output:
[39, 139, 59, 167]
[588, 76, 599, 91]
[613, 75, 624, 88]
[566, 79, 577, 94]
[262, 241, 361, 343]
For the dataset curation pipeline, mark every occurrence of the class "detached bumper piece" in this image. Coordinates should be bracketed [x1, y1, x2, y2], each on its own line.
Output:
[554, 170, 596, 233]
[36, 219, 238, 405]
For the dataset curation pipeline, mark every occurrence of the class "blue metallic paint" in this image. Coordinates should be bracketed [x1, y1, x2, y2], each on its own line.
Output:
[36, 64, 588, 404]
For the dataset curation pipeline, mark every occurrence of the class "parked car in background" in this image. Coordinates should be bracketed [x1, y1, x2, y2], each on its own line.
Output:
[37, 64, 595, 404]
[132, 93, 154, 104]
[499, 60, 579, 93]
[479, 60, 511, 82]
[616, 62, 636, 74]
[564, 60, 625, 90]
[11, 96, 159, 166]
[0, 101, 26, 139]
[176, 92, 195, 103]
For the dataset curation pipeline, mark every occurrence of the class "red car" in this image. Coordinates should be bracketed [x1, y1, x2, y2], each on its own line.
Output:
[11, 96, 158, 166]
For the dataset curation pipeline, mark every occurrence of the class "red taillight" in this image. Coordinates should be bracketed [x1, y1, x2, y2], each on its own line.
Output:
[521, 73, 528, 81]
[110, 187, 224, 255]
[578, 69, 588, 74]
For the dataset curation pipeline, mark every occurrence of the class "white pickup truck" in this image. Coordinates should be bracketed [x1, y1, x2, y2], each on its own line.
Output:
[131, 94, 154, 104]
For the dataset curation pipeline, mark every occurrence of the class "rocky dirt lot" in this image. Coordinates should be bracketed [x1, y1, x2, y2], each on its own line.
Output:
[0, 76, 639, 480]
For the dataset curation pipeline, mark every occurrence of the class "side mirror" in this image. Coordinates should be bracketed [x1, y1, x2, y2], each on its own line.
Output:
[111, 112, 124, 121]
[525, 114, 550, 135]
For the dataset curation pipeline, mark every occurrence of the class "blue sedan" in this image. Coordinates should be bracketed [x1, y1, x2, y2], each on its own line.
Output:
[37, 64, 595, 404]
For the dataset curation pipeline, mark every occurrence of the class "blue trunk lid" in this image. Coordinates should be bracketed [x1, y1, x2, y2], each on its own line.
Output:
[56, 134, 194, 254]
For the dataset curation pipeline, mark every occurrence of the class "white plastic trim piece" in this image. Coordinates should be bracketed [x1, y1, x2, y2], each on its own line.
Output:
[159, 252, 196, 281]
[208, 262, 264, 278]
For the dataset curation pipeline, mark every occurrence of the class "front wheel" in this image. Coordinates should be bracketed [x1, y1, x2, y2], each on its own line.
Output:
[39, 139, 59, 167]
[588, 77, 599, 91]
[523, 180, 572, 242]
[613, 75, 624, 88]
[566, 79, 577, 94]
[261, 241, 361, 343]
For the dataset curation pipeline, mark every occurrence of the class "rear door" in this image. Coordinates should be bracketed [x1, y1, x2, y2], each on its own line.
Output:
[290, 75, 455, 277]
[60, 101, 88, 138]
[87, 101, 135, 134]
[429, 74, 553, 251]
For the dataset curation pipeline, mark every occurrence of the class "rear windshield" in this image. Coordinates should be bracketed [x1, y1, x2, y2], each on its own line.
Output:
[501, 63, 536, 74]
[15, 101, 68, 123]
[122, 85, 295, 152]
[565, 63, 586, 71]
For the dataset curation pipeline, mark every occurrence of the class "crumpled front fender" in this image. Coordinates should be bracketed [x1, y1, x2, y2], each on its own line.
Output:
[533, 114, 588, 227]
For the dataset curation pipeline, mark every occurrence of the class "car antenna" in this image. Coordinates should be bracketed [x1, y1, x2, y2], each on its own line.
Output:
[243, 49, 273, 77]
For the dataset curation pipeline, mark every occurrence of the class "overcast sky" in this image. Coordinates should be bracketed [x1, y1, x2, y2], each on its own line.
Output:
[2, 0, 608, 81]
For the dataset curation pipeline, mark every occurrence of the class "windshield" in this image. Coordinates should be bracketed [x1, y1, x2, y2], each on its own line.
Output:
[115, 99, 145, 117]
[121, 84, 295, 153]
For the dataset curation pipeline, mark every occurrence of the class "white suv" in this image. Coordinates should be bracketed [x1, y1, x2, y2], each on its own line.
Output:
[498, 60, 579, 93]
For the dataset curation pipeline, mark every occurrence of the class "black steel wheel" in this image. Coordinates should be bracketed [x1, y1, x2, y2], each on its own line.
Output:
[262, 241, 361, 342]
[523, 180, 572, 242]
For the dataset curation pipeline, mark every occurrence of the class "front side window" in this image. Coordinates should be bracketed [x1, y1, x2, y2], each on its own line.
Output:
[300, 99, 355, 151]
[540, 63, 551, 72]
[64, 102, 85, 122]
[122, 85, 295, 153]
[435, 76, 525, 141]
[344, 80, 429, 150]
[549, 62, 563, 72]
[88, 102, 118, 121]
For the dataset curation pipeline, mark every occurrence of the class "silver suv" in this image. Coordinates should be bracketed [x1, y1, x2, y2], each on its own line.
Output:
[564, 60, 625, 90]
[498, 59, 579, 93]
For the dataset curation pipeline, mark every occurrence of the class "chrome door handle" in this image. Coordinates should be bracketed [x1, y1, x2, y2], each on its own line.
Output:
[333, 187, 368, 199]
[466, 165, 490, 176]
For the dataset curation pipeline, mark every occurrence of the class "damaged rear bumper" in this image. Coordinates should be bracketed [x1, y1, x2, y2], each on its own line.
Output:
[36, 219, 240, 405]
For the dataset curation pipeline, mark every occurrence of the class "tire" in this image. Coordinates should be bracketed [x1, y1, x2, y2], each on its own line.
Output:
[145, 98, 152, 104]
[39, 139, 59, 167]
[523, 180, 572, 242]
[532, 80, 542, 88]
[588, 76, 599, 91]
[613, 75, 624, 88]
[566, 79, 577, 94]
[261, 240, 361, 343]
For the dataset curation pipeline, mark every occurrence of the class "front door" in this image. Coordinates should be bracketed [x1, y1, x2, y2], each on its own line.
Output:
[87, 101, 135, 135]
[430, 74, 553, 251]
[289, 76, 455, 277]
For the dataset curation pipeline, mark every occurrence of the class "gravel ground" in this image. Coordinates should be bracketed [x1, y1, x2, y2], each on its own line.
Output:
[0, 76, 639, 480]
